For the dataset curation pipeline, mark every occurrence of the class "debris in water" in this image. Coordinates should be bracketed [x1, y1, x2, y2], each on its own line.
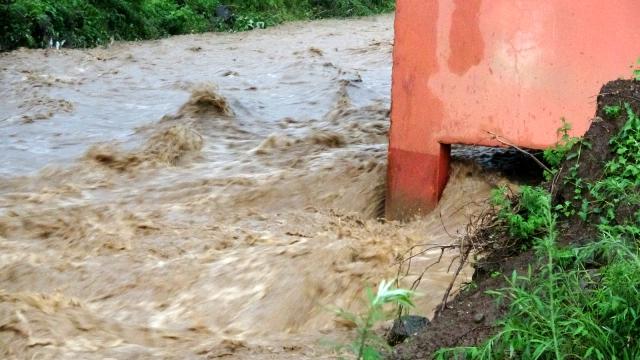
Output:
[176, 85, 234, 117]
[86, 124, 203, 170]
[309, 47, 324, 56]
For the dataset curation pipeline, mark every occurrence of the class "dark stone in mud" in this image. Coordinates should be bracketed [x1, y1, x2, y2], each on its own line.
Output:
[473, 313, 485, 323]
[215, 5, 234, 23]
[387, 315, 430, 346]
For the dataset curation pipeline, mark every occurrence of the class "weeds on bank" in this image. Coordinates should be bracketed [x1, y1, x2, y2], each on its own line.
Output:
[437, 191, 640, 359]
[436, 103, 640, 359]
[333, 280, 414, 360]
[560, 102, 640, 232]
[491, 185, 548, 241]
[542, 119, 580, 170]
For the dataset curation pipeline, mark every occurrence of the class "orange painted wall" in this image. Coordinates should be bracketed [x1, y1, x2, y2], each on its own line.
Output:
[387, 0, 640, 219]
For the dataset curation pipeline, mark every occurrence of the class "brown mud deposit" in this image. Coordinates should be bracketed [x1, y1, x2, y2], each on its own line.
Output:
[392, 80, 640, 359]
[1, 15, 519, 359]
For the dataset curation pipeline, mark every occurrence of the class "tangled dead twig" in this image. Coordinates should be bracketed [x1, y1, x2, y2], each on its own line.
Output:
[549, 164, 563, 196]
[395, 201, 520, 320]
[439, 210, 456, 239]
[434, 209, 501, 318]
[395, 243, 460, 319]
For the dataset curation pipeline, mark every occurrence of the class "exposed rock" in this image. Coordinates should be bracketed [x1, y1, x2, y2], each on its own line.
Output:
[387, 315, 430, 346]
[215, 5, 234, 23]
[473, 313, 485, 323]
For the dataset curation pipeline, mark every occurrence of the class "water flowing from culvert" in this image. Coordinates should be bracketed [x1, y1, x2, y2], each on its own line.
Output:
[0, 15, 517, 359]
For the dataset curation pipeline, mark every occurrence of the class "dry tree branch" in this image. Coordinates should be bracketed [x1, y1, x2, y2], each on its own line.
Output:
[594, 92, 640, 103]
[394, 242, 461, 317]
[485, 130, 551, 173]
[394, 199, 509, 320]
[437, 241, 471, 317]
[394, 244, 459, 266]
[439, 210, 456, 239]
[446, 255, 461, 273]
[409, 247, 447, 291]
[549, 164, 563, 196]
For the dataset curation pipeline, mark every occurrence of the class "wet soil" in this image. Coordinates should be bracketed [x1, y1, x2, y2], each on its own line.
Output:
[555, 79, 640, 246]
[391, 79, 640, 359]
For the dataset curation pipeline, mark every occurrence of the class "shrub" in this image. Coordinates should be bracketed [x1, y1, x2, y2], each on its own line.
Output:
[492, 185, 549, 240]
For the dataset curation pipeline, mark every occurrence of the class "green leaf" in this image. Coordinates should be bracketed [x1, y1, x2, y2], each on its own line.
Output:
[362, 345, 382, 360]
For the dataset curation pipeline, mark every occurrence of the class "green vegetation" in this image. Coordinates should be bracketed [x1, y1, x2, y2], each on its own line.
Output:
[492, 185, 549, 240]
[436, 103, 640, 359]
[584, 103, 640, 230]
[542, 119, 580, 171]
[334, 280, 415, 360]
[0, 0, 395, 51]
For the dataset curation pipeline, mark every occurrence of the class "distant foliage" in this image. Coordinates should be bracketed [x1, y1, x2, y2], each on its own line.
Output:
[0, 0, 396, 51]
[311, 0, 394, 17]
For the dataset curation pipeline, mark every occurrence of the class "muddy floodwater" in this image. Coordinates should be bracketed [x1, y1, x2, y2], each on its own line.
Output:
[0, 15, 513, 359]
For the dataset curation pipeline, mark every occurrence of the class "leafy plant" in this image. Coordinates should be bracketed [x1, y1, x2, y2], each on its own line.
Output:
[334, 280, 415, 360]
[492, 185, 549, 240]
[634, 58, 640, 81]
[543, 119, 580, 170]
[603, 104, 622, 119]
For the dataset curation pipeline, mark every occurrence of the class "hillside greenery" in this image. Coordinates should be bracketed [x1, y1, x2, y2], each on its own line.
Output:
[0, 0, 395, 51]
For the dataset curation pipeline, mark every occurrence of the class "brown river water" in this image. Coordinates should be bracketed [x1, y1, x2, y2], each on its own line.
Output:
[0, 15, 516, 359]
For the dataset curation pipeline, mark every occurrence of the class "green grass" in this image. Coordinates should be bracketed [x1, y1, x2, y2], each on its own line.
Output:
[0, 0, 395, 51]
[435, 103, 640, 359]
